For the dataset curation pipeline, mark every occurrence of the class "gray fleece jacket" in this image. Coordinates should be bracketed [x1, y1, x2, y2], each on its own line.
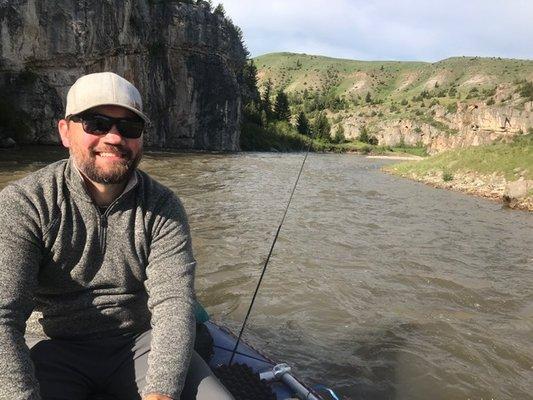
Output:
[0, 158, 196, 400]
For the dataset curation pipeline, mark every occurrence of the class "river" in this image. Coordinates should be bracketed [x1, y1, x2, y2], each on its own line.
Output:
[1, 146, 532, 400]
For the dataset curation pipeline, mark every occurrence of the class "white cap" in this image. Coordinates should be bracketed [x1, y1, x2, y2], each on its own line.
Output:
[65, 72, 149, 123]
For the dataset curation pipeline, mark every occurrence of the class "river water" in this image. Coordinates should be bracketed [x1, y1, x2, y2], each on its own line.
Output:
[1, 146, 532, 400]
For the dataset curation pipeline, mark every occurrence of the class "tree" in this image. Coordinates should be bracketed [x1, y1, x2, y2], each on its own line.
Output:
[365, 91, 372, 103]
[359, 125, 370, 143]
[273, 90, 291, 121]
[359, 125, 378, 144]
[241, 60, 260, 104]
[296, 111, 310, 136]
[333, 124, 345, 143]
[213, 3, 225, 16]
[261, 79, 274, 121]
[243, 101, 262, 126]
[313, 112, 331, 141]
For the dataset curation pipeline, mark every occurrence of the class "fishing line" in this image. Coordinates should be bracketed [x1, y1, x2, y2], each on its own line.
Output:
[228, 134, 314, 366]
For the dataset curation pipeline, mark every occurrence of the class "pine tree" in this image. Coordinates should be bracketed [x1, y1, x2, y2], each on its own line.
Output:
[241, 60, 260, 104]
[261, 79, 274, 121]
[213, 3, 225, 16]
[334, 124, 345, 143]
[365, 91, 372, 103]
[313, 112, 331, 141]
[296, 111, 310, 136]
[273, 90, 291, 121]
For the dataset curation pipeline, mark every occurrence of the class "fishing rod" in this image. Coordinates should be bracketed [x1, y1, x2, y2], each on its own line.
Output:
[228, 135, 314, 366]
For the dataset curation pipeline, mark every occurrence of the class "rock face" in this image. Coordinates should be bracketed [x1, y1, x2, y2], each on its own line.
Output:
[0, 0, 247, 150]
[341, 100, 532, 155]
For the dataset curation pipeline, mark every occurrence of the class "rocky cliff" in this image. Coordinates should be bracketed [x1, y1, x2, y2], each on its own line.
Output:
[348, 100, 533, 154]
[0, 0, 247, 150]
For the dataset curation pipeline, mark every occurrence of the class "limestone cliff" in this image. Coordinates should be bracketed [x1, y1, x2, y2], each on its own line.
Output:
[338, 98, 532, 154]
[0, 0, 247, 150]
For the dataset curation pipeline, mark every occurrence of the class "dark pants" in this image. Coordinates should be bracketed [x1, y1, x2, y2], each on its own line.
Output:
[26, 330, 233, 400]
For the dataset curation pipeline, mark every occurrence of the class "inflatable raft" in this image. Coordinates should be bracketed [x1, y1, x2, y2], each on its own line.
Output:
[199, 320, 339, 400]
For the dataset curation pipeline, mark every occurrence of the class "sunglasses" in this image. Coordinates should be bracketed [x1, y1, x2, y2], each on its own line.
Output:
[69, 113, 145, 139]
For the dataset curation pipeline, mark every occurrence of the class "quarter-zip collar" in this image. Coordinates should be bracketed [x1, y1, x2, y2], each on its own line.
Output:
[65, 157, 139, 205]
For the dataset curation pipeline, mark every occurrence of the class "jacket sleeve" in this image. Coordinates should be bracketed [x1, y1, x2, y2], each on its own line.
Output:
[0, 185, 42, 400]
[142, 194, 196, 399]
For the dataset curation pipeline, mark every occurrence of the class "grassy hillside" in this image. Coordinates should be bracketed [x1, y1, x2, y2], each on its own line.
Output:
[250, 53, 533, 153]
[254, 52, 533, 105]
[386, 134, 532, 181]
[384, 134, 533, 210]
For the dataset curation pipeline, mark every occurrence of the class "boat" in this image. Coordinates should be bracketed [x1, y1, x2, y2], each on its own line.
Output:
[202, 320, 340, 400]
[193, 300, 340, 400]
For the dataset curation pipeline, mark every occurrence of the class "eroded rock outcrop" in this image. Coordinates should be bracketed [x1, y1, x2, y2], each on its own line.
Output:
[339, 99, 532, 154]
[0, 0, 247, 150]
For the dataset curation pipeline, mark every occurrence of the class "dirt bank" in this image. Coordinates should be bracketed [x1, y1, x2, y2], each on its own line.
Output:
[390, 170, 533, 211]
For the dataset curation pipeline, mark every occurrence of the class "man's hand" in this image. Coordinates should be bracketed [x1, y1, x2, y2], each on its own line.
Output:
[143, 394, 174, 400]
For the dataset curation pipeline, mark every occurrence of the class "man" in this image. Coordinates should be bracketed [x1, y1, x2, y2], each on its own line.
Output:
[0, 72, 233, 400]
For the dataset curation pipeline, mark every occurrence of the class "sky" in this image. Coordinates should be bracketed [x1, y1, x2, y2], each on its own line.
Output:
[219, 0, 533, 62]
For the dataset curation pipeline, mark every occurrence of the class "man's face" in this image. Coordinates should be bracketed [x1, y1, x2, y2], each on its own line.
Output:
[58, 105, 143, 185]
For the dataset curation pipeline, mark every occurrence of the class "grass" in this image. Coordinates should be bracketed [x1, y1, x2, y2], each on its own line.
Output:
[390, 146, 428, 157]
[255, 53, 533, 103]
[386, 134, 533, 181]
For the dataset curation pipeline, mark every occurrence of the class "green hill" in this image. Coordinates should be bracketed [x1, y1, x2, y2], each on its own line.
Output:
[251, 53, 533, 153]
[254, 52, 533, 104]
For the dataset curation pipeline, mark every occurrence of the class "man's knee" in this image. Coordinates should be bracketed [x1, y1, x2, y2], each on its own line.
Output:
[181, 352, 234, 400]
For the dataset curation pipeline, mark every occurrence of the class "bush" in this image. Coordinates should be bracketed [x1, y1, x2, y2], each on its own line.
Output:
[446, 103, 458, 114]
[442, 170, 454, 182]
[359, 125, 370, 143]
[333, 125, 345, 143]
[360, 145, 372, 154]
[517, 81, 533, 101]
[240, 121, 308, 151]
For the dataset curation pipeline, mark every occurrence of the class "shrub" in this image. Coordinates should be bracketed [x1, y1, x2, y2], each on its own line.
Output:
[446, 103, 458, 114]
[333, 125, 345, 143]
[359, 125, 370, 143]
[360, 145, 372, 154]
[442, 170, 454, 182]
[517, 81, 533, 101]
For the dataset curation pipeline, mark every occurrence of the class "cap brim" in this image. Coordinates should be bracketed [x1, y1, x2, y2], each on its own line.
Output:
[68, 103, 150, 125]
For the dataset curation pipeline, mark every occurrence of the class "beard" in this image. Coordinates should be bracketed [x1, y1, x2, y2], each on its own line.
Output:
[73, 145, 143, 185]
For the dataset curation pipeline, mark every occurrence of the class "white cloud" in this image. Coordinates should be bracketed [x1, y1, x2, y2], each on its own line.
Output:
[220, 0, 533, 61]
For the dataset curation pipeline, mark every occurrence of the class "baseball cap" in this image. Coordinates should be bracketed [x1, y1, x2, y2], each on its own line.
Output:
[65, 72, 149, 123]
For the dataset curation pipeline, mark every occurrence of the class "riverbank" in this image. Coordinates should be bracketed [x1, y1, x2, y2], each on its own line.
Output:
[366, 155, 424, 161]
[384, 134, 533, 211]
[240, 121, 428, 157]
[390, 169, 532, 211]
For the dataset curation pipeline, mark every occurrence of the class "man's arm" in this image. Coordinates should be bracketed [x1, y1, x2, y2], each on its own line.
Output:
[142, 194, 196, 400]
[0, 185, 42, 400]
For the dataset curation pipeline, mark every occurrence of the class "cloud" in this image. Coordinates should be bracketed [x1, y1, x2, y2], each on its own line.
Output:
[220, 0, 533, 61]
